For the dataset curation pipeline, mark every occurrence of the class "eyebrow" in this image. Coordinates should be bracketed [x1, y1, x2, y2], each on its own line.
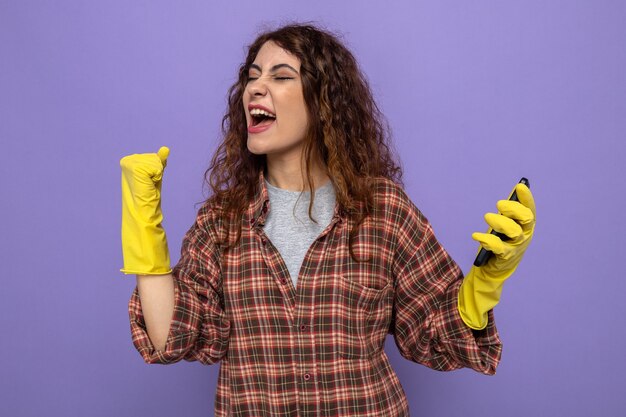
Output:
[248, 63, 299, 74]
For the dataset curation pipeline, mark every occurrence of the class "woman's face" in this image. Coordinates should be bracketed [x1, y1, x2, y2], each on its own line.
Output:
[243, 41, 309, 161]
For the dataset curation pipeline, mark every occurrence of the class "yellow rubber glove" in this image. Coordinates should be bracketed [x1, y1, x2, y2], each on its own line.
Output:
[120, 146, 172, 275]
[458, 183, 536, 329]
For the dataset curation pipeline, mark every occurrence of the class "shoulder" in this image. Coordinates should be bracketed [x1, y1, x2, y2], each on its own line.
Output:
[369, 177, 430, 239]
[371, 176, 407, 198]
[371, 177, 421, 216]
[193, 194, 249, 247]
[190, 198, 228, 240]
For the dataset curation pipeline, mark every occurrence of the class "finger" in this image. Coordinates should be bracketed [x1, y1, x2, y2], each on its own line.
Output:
[472, 232, 506, 255]
[157, 146, 170, 167]
[515, 183, 535, 217]
[120, 153, 148, 173]
[496, 200, 534, 225]
[120, 155, 131, 169]
[484, 212, 523, 240]
[120, 152, 164, 182]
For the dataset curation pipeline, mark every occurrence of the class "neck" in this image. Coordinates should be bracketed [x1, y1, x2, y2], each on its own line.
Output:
[265, 155, 329, 192]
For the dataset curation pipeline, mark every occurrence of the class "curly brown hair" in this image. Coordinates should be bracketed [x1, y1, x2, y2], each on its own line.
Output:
[204, 22, 404, 261]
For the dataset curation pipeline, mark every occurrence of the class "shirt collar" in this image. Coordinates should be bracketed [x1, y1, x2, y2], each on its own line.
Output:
[246, 170, 346, 228]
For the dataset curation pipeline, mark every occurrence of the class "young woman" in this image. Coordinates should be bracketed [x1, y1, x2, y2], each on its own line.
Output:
[120, 23, 535, 417]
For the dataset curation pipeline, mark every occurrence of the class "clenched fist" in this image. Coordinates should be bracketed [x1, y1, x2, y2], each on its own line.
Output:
[120, 146, 172, 275]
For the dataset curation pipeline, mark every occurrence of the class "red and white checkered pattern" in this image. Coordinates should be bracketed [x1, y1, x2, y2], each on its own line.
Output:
[129, 171, 502, 416]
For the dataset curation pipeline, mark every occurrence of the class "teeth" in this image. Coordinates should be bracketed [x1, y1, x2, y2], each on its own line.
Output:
[250, 108, 276, 118]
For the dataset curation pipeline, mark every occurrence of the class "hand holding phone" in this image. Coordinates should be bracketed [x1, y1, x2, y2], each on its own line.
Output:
[473, 177, 530, 267]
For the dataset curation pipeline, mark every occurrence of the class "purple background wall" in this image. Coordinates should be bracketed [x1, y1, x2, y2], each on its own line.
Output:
[1, 1, 625, 416]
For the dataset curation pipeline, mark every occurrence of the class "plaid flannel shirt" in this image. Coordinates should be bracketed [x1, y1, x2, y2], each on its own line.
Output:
[128, 171, 502, 416]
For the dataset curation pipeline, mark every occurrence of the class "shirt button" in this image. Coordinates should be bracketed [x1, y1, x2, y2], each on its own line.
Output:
[261, 238, 267, 246]
[280, 278, 288, 284]
[300, 325, 308, 331]
[303, 373, 311, 381]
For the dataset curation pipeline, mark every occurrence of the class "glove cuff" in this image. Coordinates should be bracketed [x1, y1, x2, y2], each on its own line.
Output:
[120, 223, 171, 276]
[458, 275, 489, 330]
[457, 266, 507, 330]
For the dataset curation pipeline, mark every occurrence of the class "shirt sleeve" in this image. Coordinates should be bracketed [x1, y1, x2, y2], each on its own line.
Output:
[389, 188, 502, 375]
[128, 207, 230, 365]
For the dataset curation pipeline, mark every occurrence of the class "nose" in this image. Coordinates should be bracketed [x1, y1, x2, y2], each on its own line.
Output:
[247, 77, 267, 96]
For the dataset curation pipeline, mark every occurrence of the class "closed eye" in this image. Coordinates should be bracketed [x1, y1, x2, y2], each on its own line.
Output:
[247, 77, 294, 82]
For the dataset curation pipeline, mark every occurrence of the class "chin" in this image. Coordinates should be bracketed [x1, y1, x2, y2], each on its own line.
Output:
[246, 141, 268, 156]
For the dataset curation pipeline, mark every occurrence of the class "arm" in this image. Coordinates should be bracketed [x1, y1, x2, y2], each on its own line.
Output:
[120, 147, 229, 364]
[119, 146, 174, 351]
[128, 207, 230, 365]
[136, 273, 175, 351]
[390, 187, 502, 375]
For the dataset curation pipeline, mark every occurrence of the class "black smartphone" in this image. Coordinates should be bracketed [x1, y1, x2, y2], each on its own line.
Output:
[473, 177, 530, 267]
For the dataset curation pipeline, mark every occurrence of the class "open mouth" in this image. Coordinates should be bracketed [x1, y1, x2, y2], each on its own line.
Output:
[252, 114, 276, 127]
[250, 108, 277, 127]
